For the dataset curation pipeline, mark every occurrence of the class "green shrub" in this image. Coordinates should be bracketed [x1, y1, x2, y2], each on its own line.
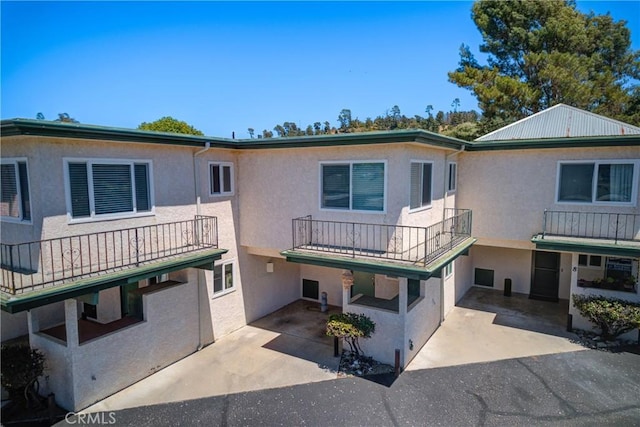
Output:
[1, 344, 45, 403]
[572, 294, 640, 341]
[326, 312, 376, 356]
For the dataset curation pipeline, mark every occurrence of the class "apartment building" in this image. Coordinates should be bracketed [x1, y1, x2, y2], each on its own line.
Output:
[1, 104, 638, 410]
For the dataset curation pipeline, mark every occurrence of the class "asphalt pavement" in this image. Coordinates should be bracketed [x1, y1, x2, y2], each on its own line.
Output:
[61, 346, 640, 426]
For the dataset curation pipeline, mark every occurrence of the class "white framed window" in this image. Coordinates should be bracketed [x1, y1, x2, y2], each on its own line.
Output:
[64, 158, 153, 221]
[213, 260, 235, 297]
[320, 161, 386, 212]
[410, 161, 433, 211]
[209, 162, 234, 196]
[1, 158, 31, 222]
[447, 162, 457, 193]
[578, 254, 603, 268]
[556, 160, 639, 205]
[444, 262, 453, 278]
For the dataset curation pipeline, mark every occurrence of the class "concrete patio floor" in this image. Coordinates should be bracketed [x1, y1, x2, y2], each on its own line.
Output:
[406, 287, 585, 370]
[85, 300, 342, 413]
[85, 288, 586, 413]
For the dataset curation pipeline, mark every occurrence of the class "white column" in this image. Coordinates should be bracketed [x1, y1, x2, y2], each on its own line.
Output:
[27, 309, 40, 337]
[398, 277, 408, 316]
[568, 253, 579, 317]
[64, 299, 79, 348]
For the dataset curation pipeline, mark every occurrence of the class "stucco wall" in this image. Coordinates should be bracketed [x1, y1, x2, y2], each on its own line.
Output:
[299, 264, 343, 307]
[458, 146, 640, 247]
[404, 277, 441, 366]
[470, 245, 533, 294]
[238, 143, 457, 254]
[2, 303, 65, 342]
[64, 280, 199, 410]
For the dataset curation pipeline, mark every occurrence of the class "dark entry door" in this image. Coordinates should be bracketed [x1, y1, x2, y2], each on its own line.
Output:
[351, 271, 375, 298]
[530, 251, 560, 302]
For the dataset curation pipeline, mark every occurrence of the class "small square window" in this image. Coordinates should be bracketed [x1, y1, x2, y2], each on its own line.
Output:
[578, 254, 588, 266]
[210, 162, 234, 196]
[589, 256, 602, 267]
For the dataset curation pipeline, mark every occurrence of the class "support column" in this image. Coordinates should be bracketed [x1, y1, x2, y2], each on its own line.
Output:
[567, 253, 580, 321]
[64, 299, 79, 349]
[27, 309, 40, 338]
[398, 277, 408, 316]
[341, 270, 353, 309]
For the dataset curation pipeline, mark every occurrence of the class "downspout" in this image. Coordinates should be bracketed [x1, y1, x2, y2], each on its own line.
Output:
[193, 142, 210, 351]
[194, 142, 211, 216]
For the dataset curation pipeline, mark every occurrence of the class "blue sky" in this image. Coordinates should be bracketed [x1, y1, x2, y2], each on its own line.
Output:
[2, 1, 639, 138]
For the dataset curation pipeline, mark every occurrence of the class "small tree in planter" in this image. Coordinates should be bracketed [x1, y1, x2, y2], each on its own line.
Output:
[572, 294, 640, 341]
[1, 344, 46, 408]
[326, 312, 376, 356]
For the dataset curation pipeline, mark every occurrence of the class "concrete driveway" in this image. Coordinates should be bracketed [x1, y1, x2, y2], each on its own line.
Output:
[407, 287, 585, 370]
[85, 288, 586, 413]
[85, 301, 341, 413]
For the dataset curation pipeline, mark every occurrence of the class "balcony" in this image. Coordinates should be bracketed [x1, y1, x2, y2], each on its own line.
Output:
[541, 210, 640, 243]
[533, 210, 640, 258]
[1, 215, 221, 297]
[287, 209, 473, 274]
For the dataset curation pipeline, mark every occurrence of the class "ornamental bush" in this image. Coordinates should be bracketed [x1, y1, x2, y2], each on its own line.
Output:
[326, 312, 376, 356]
[572, 294, 640, 341]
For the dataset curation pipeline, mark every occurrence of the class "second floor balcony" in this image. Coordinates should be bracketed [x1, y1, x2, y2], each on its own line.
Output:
[1, 215, 221, 297]
[533, 210, 640, 259]
[540, 210, 640, 244]
[287, 209, 473, 272]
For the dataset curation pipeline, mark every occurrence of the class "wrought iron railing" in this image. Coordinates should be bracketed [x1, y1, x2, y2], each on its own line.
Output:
[292, 209, 472, 266]
[1, 216, 218, 295]
[541, 210, 640, 243]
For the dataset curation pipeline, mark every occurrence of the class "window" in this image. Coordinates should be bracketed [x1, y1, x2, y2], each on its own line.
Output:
[557, 161, 638, 204]
[210, 162, 234, 196]
[321, 161, 385, 212]
[213, 260, 234, 296]
[1, 159, 31, 221]
[410, 161, 433, 210]
[65, 159, 152, 220]
[444, 262, 453, 278]
[447, 162, 457, 192]
[579, 254, 602, 268]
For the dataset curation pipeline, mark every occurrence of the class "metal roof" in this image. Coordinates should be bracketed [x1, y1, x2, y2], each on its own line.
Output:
[476, 104, 640, 142]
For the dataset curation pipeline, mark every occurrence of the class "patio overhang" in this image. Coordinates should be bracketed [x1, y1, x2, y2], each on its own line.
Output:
[282, 237, 476, 280]
[1, 248, 227, 314]
[531, 234, 640, 258]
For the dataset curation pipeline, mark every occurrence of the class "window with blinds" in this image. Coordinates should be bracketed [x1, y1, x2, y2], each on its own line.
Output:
[321, 161, 385, 212]
[410, 161, 432, 210]
[66, 160, 152, 219]
[209, 162, 234, 196]
[1, 159, 31, 221]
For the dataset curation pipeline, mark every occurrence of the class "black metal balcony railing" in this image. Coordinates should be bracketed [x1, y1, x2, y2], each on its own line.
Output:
[542, 210, 640, 243]
[1, 215, 218, 295]
[292, 209, 472, 266]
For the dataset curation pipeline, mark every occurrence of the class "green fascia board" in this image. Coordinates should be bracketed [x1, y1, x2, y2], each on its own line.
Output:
[531, 236, 640, 258]
[1, 248, 227, 314]
[281, 237, 476, 281]
[467, 134, 640, 151]
[1, 119, 468, 151]
[0, 119, 237, 148]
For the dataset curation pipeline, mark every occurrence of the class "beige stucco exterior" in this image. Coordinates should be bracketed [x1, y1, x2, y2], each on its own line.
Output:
[2, 123, 638, 411]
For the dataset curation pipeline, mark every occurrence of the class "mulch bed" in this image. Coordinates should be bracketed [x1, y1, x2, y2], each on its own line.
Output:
[337, 350, 395, 377]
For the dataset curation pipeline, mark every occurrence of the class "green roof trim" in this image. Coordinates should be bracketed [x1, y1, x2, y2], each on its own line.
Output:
[467, 134, 640, 151]
[281, 237, 475, 280]
[531, 235, 640, 258]
[1, 119, 468, 151]
[1, 248, 227, 314]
